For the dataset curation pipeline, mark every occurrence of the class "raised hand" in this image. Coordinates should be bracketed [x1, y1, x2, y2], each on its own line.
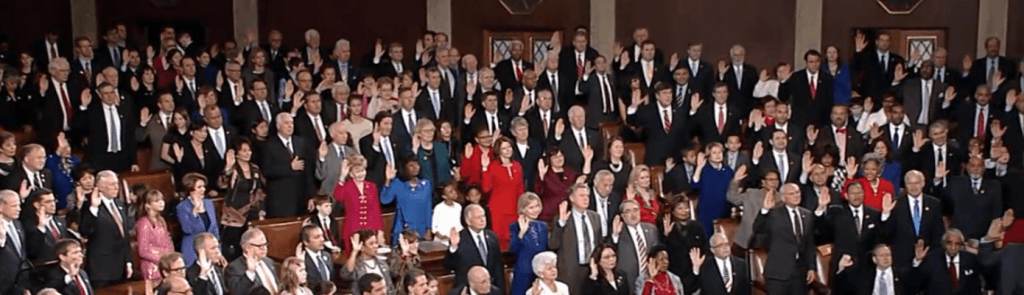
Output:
[881, 193, 896, 214]
[943, 86, 957, 104]
[690, 93, 704, 112]
[645, 257, 659, 279]
[991, 119, 1007, 139]
[619, 50, 630, 66]
[589, 257, 599, 276]
[318, 140, 329, 159]
[733, 165, 748, 182]
[759, 69, 770, 82]
[893, 64, 907, 83]
[374, 41, 384, 57]
[817, 188, 831, 211]
[80, 89, 92, 106]
[613, 42, 624, 57]
[696, 152, 707, 168]
[611, 215, 623, 236]
[520, 91, 533, 112]
[689, 248, 705, 268]
[290, 156, 305, 171]
[584, 61, 594, 76]
[912, 129, 929, 150]
[350, 233, 363, 253]
[801, 150, 813, 173]
[854, 30, 868, 52]
[838, 254, 854, 272]
[863, 96, 875, 112]
[665, 157, 676, 171]
[449, 227, 461, 246]
[537, 159, 549, 180]
[558, 200, 570, 222]
[517, 215, 530, 238]
[583, 145, 594, 161]
[717, 60, 728, 75]
[38, 75, 49, 94]
[670, 53, 680, 70]
[480, 153, 491, 168]
[753, 141, 766, 161]
[846, 157, 858, 179]
[662, 214, 673, 236]
[763, 189, 777, 209]
[778, 65, 792, 82]
[463, 143, 474, 159]
[914, 239, 929, 261]
[130, 76, 139, 91]
[492, 49, 502, 65]
[1002, 209, 1016, 228]
[806, 125, 819, 142]
[554, 118, 565, 136]
[385, 163, 397, 180]
[869, 123, 883, 139]
[935, 161, 948, 179]
[19, 180, 30, 199]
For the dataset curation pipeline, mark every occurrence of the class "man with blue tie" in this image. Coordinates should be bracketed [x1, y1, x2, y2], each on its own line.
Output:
[300, 224, 336, 288]
[1, 190, 32, 295]
[880, 170, 944, 270]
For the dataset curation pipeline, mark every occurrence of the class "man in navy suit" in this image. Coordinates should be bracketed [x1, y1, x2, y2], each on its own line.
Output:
[300, 224, 336, 288]
[45, 239, 94, 295]
[881, 170, 944, 270]
[720, 45, 758, 114]
[626, 81, 688, 165]
[444, 204, 505, 292]
[692, 233, 751, 295]
[753, 183, 817, 295]
[816, 181, 881, 294]
[1, 190, 32, 295]
[852, 30, 906, 100]
[73, 83, 139, 173]
[834, 244, 910, 295]
[25, 189, 69, 262]
[779, 50, 834, 127]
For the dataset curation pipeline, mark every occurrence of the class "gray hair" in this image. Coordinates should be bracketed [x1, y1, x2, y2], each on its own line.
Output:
[0, 190, 19, 205]
[332, 82, 351, 94]
[304, 29, 320, 42]
[36, 289, 60, 295]
[48, 57, 69, 74]
[568, 105, 585, 118]
[464, 204, 484, 220]
[569, 182, 589, 196]
[730, 45, 745, 55]
[531, 251, 558, 276]
[619, 198, 639, 211]
[478, 67, 494, 76]
[710, 232, 729, 246]
[904, 170, 925, 183]
[511, 117, 529, 129]
[334, 39, 350, 49]
[942, 228, 965, 244]
[511, 40, 524, 49]
[95, 170, 119, 186]
[275, 112, 292, 129]
[861, 152, 886, 172]
[193, 232, 217, 254]
[594, 170, 614, 183]
[240, 228, 265, 247]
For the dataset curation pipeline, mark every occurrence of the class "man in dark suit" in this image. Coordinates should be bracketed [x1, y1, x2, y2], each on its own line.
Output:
[881, 170, 944, 270]
[416, 68, 454, 123]
[453, 55, 483, 122]
[800, 164, 841, 211]
[186, 233, 228, 295]
[590, 170, 622, 239]
[627, 82, 689, 166]
[507, 69, 540, 117]
[576, 55, 619, 129]
[1001, 98, 1024, 169]
[174, 57, 208, 114]
[95, 27, 125, 75]
[369, 41, 405, 78]
[392, 87, 428, 156]
[923, 48, 966, 93]
[444, 204, 505, 292]
[685, 43, 715, 98]
[956, 85, 1003, 146]
[816, 181, 881, 294]
[852, 31, 906, 100]
[550, 183, 603, 295]
[44, 239, 94, 295]
[262, 30, 289, 76]
[25, 189, 68, 263]
[74, 82, 138, 173]
[226, 228, 279, 295]
[2, 144, 55, 192]
[494, 40, 533, 91]
[522, 89, 560, 148]
[360, 112, 405, 188]
[433, 47, 458, 96]
[663, 148, 700, 195]
[511, 117, 543, 190]
[137, 92, 176, 171]
[202, 105, 234, 180]
[754, 130, 801, 184]
[934, 156, 1003, 240]
[610, 199, 656, 289]
[233, 79, 279, 133]
[0, 190, 32, 295]
[329, 39, 360, 88]
[809, 105, 866, 166]
[833, 244, 910, 295]
[690, 83, 742, 144]
[909, 120, 963, 186]
[463, 91, 511, 144]
[911, 229, 984, 295]
[692, 233, 751, 295]
[551, 105, 602, 173]
[877, 103, 915, 162]
[558, 31, 598, 94]
[753, 101, 807, 155]
[753, 183, 817, 295]
[671, 67, 698, 112]
[623, 41, 669, 94]
[218, 61, 247, 113]
[68, 36, 103, 89]
[178, 31, 203, 58]
[39, 58, 85, 151]
[33, 30, 65, 70]
[300, 29, 329, 69]
[261, 113, 313, 217]
[719, 45, 758, 114]
[446, 266, 504, 295]
[779, 50, 834, 127]
[300, 224, 335, 288]
[902, 61, 949, 127]
[621, 28, 665, 69]
[79, 171, 134, 287]
[970, 37, 1017, 87]
[294, 92, 330, 144]
[538, 52, 573, 113]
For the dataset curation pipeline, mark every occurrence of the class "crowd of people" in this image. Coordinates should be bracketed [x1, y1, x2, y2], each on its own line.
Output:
[0, 20, 1023, 295]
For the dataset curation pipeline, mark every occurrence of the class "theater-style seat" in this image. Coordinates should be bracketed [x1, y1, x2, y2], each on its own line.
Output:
[625, 142, 646, 167]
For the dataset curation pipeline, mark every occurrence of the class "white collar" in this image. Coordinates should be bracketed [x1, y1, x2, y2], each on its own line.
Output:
[657, 102, 672, 113]
[277, 134, 291, 144]
[849, 204, 863, 213]
[401, 108, 416, 117]
[946, 253, 960, 263]
[593, 188, 607, 200]
[23, 165, 38, 179]
[907, 195, 923, 203]
[977, 104, 989, 111]
[775, 122, 789, 130]
[807, 70, 818, 80]
[306, 112, 320, 120]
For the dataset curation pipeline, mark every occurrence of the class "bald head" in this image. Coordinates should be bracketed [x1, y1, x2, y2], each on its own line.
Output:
[782, 183, 801, 207]
[468, 266, 492, 294]
[164, 276, 191, 294]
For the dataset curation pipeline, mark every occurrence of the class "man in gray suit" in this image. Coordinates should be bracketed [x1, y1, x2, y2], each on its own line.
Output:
[753, 183, 817, 295]
[225, 228, 279, 295]
[135, 92, 175, 172]
[550, 183, 604, 295]
[727, 166, 778, 248]
[315, 122, 357, 195]
[901, 60, 949, 128]
[611, 199, 659, 289]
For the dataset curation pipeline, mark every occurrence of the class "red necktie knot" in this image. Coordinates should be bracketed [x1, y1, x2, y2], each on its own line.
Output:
[836, 128, 847, 134]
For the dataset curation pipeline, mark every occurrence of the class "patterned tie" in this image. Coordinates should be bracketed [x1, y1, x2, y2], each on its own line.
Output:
[515, 62, 523, 82]
[722, 260, 732, 291]
[209, 269, 224, 295]
[810, 76, 817, 99]
[877, 271, 889, 295]
[74, 274, 88, 295]
[59, 84, 73, 122]
[663, 110, 671, 132]
[854, 209, 862, 235]
[48, 219, 61, 239]
[637, 229, 647, 271]
[577, 56, 584, 77]
[717, 106, 726, 132]
[601, 76, 613, 114]
[107, 201, 125, 237]
[912, 200, 921, 235]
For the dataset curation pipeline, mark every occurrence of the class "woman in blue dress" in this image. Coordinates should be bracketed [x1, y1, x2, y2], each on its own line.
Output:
[44, 132, 81, 209]
[509, 192, 547, 295]
[381, 158, 433, 243]
[691, 142, 735, 236]
[822, 45, 853, 105]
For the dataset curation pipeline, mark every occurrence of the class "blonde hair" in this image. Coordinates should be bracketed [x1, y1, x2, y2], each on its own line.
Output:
[516, 192, 541, 215]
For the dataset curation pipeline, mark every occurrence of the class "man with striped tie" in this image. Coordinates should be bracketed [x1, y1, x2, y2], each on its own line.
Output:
[692, 233, 750, 295]
[611, 199, 658, 290]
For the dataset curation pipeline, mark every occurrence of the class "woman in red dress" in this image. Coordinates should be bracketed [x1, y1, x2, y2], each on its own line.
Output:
[333, 155, 383, 252]
[627, 165, 661, 224]
[482, 137, 524, 250]
[842, 153, 894, 210]
[461, 129, 496, 187]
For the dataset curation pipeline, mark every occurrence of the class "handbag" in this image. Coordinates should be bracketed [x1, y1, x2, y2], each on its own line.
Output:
[220, 167, 265, 227]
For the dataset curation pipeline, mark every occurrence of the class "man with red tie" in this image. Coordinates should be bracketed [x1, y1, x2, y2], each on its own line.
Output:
[779, 50, 834, 127]
[26, 189, 69, 263]
[45, 239, 94, 295]
[494, 40, 533, 92]
[808, 105, 866, 167]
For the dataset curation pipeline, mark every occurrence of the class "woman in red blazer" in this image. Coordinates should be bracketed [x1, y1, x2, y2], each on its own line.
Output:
[842, 153, 895, 210]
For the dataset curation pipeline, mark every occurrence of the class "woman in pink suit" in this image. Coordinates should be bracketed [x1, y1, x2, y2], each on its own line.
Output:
[482, 137, 524, 250]
[136, 189, 174, 282]
[333, 155, 383, 252]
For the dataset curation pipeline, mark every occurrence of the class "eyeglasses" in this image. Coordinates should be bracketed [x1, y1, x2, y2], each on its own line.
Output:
[250, 242, 268, 248]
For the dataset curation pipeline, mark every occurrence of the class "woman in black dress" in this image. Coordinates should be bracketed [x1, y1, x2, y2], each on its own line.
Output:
[170, 121, 223, 189]
[657, 192, 708, 282]
[593, 136, 633, 193]
[161, 108, 191, 166]
[220, 137, 267, 260]
[0, 131, 18, 185]
[582, 244, 629, 295]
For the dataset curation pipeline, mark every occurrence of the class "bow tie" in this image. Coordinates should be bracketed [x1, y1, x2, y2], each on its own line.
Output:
[836, 128, 847, 134]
